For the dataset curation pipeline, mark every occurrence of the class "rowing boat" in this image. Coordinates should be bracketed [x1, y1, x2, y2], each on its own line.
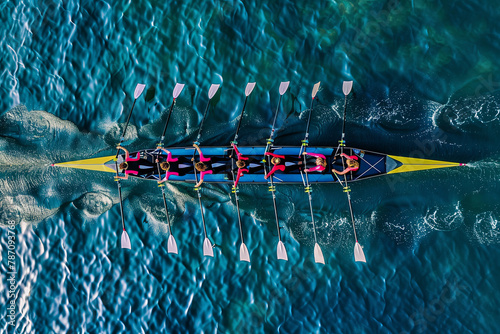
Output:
[52, 81, 466, 264]
[53, 146, 464, 184]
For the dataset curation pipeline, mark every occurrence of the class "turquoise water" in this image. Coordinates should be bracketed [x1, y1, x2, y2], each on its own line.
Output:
[1, 0, 500, 332]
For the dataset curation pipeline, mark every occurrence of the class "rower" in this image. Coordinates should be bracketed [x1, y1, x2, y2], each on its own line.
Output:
[192, 143, 226, 188]
[264, 151, 302, 179]
[115, 145, 157, 180]
[156, 147, 192, 183]
[302, 151, 327, 173]
[231, 143, 249, 187]
[332, 153, 360, 175]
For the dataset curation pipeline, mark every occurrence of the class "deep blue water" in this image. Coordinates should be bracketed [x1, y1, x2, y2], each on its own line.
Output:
[1, 0, 500, 333]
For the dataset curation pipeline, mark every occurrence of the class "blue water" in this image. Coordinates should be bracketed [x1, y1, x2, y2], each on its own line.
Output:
[1, 0, 500, 333]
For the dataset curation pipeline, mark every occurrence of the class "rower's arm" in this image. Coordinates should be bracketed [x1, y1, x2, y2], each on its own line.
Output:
[234, 168, 249, 187]
[116, 146, 130, 160]
[158, 147, 178, 162]
[264, 165, 285, 179]
[193, 144, 210, 162]
[264, 152, 285, 159]
[332, 167, 352, 175]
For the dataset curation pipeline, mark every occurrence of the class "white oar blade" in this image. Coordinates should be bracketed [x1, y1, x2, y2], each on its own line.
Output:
[173, 83, 185, 99]
[277, 241, 288, 261]
[354, 242, 366, 263]
[121, 230, 131, 249]
[279, 81, 290, 95]
[208, 84, 220, 99]
[314, 243, 325, 264]
[134, 84, 146, 99]
[239, 243, 250, 262]
[167, 234, 178, 254]
[312, 82, 321, 98]
[203, 237, 214, 257]
[342, 81, 353, 96]
[245, 82, 256, 96]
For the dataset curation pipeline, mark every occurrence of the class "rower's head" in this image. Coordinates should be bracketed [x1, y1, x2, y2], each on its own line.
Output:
[160, 162, 170, 171]
[236, 160, 246, 168]
[316, 157, 327, 167]
[271, 157, 281, 165]
[347, 159, 359, 168]
[119, 162, 128, 170]
[195, 162, 207, 172]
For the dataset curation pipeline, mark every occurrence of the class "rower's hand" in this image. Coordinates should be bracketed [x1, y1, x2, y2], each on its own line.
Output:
[191, 158, 194, 161]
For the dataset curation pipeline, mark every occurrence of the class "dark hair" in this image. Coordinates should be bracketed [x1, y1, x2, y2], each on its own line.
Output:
[195, 162, 207, 171]
[160, 162, 170, 171]
[316, 157, 327, 167]
[119, 162, 128, 170]
[236, 160, 246, 168]
[347, 159, 359, 168]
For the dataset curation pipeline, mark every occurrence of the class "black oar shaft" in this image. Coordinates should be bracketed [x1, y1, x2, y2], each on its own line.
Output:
[307, 192, 318, 243]
[115, 99, 138, 158]
[304, 98, 315, 140]
[160, 100, 176, 142]
[117, 180, 126, 230]
[161, 187, 173, 234]
[198, 192, 208, 238]
[195, 101, 211, 143]
[270, 95, 283, 139]
[233, 97, 248, 142]
[346, 192, 358, 242]
[156, 163, 172, 233]
[234, 193, 245, 243]
[341, 95, 348, 141]
[268, 174, 281, 241]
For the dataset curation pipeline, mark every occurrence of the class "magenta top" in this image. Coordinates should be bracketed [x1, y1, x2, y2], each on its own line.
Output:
[303, 152, 327, 172]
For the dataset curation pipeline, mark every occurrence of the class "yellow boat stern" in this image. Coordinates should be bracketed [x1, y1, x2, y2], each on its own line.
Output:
[52, 155, 117, 173]
[387, 155, 465, 174]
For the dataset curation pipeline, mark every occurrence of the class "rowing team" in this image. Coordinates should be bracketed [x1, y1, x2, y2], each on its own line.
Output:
[115, 143, 361, 186]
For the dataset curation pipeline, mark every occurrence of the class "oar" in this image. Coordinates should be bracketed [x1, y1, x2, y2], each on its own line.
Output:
[156, 157, 178, 254]
[191, 84, 220, 257]
[269, 173, 288, 261]
[115, 83, 146, 249]
[339, 81, 353, 148]
[159, 83, 185, 145]
[333, 171, 366, 263]
[336, 81, 366, 263]
[155, 83, 185, 254]
[235, 191, 250, 262]
[161, 185, 178, 253]
[194, 84, 220, 145]
[232, 82, 256, 144]
[115, 84, 146, 156]
[198, 190, 214, 257]
[263, 81, 290, 160]
[298, 82, 321, 157]
[231, 82, 256, 262]
[300, 83, 324, 264]
[308, 190, 324, 264]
